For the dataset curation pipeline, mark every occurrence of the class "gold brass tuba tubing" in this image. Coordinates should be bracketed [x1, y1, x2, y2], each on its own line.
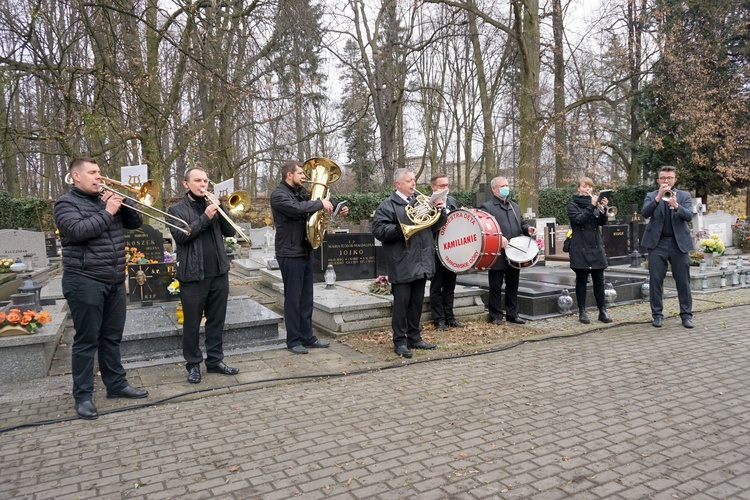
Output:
[303, 157, 342, 249]
[400, 189, 442, 242]
[66, 174, 192, 235]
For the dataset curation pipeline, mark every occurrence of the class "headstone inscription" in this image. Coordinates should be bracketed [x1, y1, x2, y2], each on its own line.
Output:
[702, 210, 737, 248]
[314, 233, 376, 282]
[602, 224, 629, 266]
[127, 263, 178, 302]
[44, 231, 58, 258]
[0, 229, 47, 269]
[124, 223, 164, 263]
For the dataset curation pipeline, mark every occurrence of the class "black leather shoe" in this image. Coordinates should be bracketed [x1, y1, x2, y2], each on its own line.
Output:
[288, 345, 309, 354]
[394, 345, 413, 358]
[436, 321, 447, 331]
[75, 401, 99, 420]
[682, 318, 694, 329]
[187, 365, 201, 384]
[408, 340, 437, 350]
[106, 385, 149, 399]
[447, 319, 465, 328]
[598, 310, 613, 323]
[652, 317, 663, 328]
[579, 310, 591, 324]
[207, 361, 240, 375]
[304, 340, 330, 348]
[489, 318, 503, 325]
[507, 316, 526, 324]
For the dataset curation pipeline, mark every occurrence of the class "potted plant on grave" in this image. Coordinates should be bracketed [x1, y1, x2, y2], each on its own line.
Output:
[0, 309, 52, 337]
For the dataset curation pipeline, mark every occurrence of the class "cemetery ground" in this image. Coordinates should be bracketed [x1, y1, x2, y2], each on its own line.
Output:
[1, 283, 750, 498]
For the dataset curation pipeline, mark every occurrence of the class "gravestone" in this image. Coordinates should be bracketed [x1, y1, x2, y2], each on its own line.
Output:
[0, 229, 47, 269]
[314, 233, 376, 282]
[44, 231, 58, 258]
[125, 223, 164, 262]
[127, 262, 178, 302]
[602, 224, 629, 265]
[702, 210, 737, 248]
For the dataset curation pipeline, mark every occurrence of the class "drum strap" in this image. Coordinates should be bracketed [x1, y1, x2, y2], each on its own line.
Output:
[509, 202, 522, 230]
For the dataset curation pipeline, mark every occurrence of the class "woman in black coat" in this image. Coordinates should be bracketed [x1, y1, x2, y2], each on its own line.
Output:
[566, 177, 613, 324]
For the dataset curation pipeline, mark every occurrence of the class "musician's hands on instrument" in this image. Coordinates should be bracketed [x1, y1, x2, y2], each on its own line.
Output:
[599, 197, 609, 206]
[667, 196, 678, 210]
[527, 226, 537, 237]
[204, 203, 218, 219]
[500, 236, 509, 249]
[321, 199, 334, 214]
[591, 194, 599, 207]
[339, 205, 349, 216]
[433, 198, 445, 210]
[656, 183, 670, 202]
[102, 190, 124, 215]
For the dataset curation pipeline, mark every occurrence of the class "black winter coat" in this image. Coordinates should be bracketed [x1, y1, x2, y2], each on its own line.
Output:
[566, 198, 608, 270]
[480, 196, 531, 270]
[269, 182, 323, 258]
[167, 194, 235, 283]
[54, 187, 143, 284]
[371, 191, 447, 284]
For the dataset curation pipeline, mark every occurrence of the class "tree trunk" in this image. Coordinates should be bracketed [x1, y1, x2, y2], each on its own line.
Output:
[552, 0, 568, 187]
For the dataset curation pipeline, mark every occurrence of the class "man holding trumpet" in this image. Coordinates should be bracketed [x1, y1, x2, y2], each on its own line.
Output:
[641, 165, 694, 329]
[168, 167, 240, 383]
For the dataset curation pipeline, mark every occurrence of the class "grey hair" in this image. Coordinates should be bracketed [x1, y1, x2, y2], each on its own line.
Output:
[394, 168, 413, 183]
[490, 176, 508, 189]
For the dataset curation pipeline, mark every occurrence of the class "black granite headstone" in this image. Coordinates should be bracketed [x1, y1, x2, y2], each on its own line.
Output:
[602, 224, 629, 265]
[45, 237, 57, 258]
[125, 223, 164, 263]
[313, 233, 377, 282]
[127, 262, 178, 302]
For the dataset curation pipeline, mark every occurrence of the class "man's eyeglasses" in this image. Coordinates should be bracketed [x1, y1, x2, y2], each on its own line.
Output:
[658, 176, 675, 181]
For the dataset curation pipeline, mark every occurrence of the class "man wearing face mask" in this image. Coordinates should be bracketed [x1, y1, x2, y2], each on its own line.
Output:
[168, 167, 240, 384]
[480, 176, 536, 325]
[641, 165, 694, 328]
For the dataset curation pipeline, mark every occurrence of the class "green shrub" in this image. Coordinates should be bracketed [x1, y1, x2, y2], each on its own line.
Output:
[0, 192, 55, 230]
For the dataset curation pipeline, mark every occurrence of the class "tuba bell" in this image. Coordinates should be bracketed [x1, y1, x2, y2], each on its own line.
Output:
[303, 157, 341, 249]
[400, 189, 442, 242]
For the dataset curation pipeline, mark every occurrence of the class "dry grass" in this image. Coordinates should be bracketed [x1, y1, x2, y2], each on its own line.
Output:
[337, 320, 553, 362]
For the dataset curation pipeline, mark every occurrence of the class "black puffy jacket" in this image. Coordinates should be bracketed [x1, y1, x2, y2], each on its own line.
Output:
[54, 187, 143, 284]
[270, 182, 323, 258]
[167, 194, 235, 283]
[372, 191, 446, 284]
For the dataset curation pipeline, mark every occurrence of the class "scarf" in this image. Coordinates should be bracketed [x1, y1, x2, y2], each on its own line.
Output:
[572, 194, 592, 208]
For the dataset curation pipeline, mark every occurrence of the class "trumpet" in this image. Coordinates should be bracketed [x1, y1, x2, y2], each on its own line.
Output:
[65, 173, 191, 235]
[662, 189, 674, 201]
[201, 181, 251, 243]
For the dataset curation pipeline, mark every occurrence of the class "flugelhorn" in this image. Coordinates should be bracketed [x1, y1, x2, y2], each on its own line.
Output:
[400, 189, 442, 242]
[662, 189, 674, 201]
[65, 173, 191, 235]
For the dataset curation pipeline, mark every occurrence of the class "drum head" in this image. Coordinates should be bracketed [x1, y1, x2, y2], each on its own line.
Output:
[504, 236, 540, 269]
[437, 210, 485, 273]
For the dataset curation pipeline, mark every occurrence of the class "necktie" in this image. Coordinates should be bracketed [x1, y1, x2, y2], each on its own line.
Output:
[406, 196, 412, 202]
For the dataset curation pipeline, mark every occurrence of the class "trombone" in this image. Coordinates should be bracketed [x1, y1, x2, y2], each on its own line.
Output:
[202, 180, 251, 243]
[65, 173, 191, 235]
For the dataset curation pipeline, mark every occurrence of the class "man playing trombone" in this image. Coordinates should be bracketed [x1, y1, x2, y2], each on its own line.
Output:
[168, 167, 240, 383]
[54, 157, 149, 420]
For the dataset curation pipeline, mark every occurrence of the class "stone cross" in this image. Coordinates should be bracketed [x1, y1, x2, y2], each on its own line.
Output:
[263, 228, 274, 254]
[523, 207, 536, 219]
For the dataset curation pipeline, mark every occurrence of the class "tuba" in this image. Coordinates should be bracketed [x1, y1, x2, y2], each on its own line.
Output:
[303, 157, 341, 249]
[400, 189, 442, 242]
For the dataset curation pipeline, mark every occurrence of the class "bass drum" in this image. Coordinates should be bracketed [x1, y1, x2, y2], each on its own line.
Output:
[437, 209, 502, 273]
[504, 235, 540, 269]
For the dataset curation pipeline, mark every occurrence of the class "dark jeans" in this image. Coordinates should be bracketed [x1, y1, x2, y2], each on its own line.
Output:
[278, 255, 318, 348]
[62, 273, 128, 403]
[572, 268, 606, 310]
[487, 267, 521, 320]
[430, 255, 457, 324]
[391, 277, 427, 346]
[180, 274, 229, 368]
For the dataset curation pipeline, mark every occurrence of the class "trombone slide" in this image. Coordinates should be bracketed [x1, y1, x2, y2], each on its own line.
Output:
[200, 189, 251, 242]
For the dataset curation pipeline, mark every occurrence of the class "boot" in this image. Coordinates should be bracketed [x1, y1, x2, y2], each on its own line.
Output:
[598, 308, 612, 323]
[578, 308, 590, 324]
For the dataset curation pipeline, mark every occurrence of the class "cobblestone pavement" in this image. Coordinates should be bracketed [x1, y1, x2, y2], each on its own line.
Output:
[2, 296, 750, 498]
